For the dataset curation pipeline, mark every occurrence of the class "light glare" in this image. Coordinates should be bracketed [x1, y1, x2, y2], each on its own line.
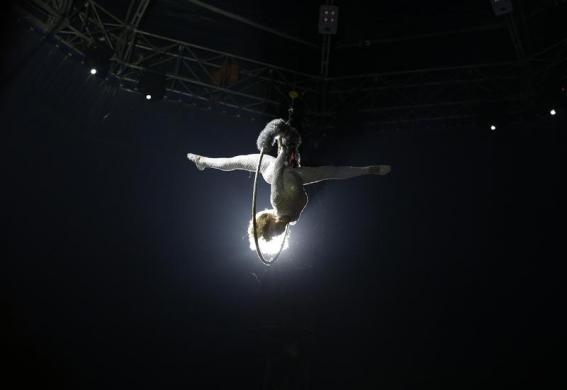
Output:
[145, 94, 152, 100]
[550, 109, 557, 116]
[249, 230, 289, 255]
[90, 68, 97, 75]
[490, 125, 496, 131]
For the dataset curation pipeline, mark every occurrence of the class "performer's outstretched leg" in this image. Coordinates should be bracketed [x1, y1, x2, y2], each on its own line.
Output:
[187, 153, 275, 180]
[296, 164, 391, 185]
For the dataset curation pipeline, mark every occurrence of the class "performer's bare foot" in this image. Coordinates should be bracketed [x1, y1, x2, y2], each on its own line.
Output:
[187, 153, 205, 170]
[368, 165, 391, 175]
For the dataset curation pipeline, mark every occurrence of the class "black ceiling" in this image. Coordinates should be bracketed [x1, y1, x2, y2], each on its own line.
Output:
[95, 0, 567, 75]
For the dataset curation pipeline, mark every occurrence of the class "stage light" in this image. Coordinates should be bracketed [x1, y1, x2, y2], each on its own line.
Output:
[491, 0, 513, 15]
[85, 45, 112, 78]
[138, 70, 166, 101]
[490, 125, 496, 131]
[319, 5, 339, 34]
[550, 109, 557, 116]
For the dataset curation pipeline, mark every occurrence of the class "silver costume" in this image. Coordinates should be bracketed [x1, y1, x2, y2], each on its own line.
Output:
[188, 118, 390, 223]
[187, 149, 390, 223]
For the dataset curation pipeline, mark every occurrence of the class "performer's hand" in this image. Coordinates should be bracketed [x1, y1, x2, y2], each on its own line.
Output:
[187, 153, 205, 170]
[257, 119, 287, 152]
[258, 136, 275, 152]
[368, 165, 391, 175]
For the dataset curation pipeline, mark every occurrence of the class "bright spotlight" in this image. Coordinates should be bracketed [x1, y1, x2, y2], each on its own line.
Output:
[90, 68, 97, 75]
[249, 231, 289, 255]
[550, 109, 557, 116]
[145, 94, 152, 100]
[490, 125, 496, 131]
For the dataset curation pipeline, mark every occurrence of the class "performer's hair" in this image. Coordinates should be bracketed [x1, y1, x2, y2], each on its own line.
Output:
[256, 118, 289, 152]
[248, 209, 288, 244]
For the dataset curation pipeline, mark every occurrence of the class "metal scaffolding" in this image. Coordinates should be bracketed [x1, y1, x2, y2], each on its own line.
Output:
[15, 0, 567, 129]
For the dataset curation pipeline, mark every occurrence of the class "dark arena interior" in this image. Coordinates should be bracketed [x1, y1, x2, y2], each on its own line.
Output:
[1, 1, 564, 388]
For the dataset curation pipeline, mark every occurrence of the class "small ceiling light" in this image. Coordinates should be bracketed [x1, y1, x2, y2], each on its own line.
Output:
[550, 109, 557, 116]
[490, 125, 496, 131]
[139, 71, 166, 101]
[90, 68, 97, 75]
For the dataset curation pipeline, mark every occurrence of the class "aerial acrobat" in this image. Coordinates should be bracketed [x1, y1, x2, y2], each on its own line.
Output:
[187, 118, 391, 263]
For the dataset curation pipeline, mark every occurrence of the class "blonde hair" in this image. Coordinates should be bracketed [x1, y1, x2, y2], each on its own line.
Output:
[248, 209, 289, 244]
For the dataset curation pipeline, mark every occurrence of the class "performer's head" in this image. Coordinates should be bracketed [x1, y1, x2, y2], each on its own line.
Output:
[276, 125, 302, 168]
[248, 210, 290, 243]
[258, 118, 302, 167]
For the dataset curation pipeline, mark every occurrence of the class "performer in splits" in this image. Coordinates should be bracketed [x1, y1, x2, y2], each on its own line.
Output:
[187, 118, 391, 248]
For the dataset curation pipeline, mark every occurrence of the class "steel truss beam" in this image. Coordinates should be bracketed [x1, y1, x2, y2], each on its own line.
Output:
[319, 62, 530, 129]
[19, 0, 321, 119]
[16, 0, 567, 128]
[113, 0, 151, 75]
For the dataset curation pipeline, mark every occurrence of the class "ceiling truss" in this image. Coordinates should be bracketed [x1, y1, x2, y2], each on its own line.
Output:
[16, 0, 567, 129]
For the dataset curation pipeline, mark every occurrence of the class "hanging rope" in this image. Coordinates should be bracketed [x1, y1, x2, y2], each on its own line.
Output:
[287, 90, 299, 126]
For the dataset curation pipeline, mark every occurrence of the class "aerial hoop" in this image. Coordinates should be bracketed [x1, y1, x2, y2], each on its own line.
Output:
[251, 147, 289, 266]
[251, 92, 299, 265]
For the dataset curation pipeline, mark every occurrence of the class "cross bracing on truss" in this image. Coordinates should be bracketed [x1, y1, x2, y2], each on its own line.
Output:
[15, 0, 567, 129]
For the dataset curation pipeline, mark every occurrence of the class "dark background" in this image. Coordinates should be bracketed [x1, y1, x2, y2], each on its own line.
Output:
[1, 1, 563, 389]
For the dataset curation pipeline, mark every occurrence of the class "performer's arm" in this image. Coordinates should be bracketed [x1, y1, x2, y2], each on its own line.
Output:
[268, 147, 289, 198]
[296, 164, 391, 185]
